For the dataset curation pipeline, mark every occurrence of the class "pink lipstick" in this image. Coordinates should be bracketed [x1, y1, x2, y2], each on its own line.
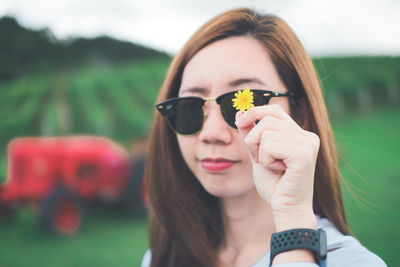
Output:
[201, 158, 236, 172]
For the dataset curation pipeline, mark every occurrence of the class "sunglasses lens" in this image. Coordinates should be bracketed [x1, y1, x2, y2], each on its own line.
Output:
[219, 90, 271, 129]
[219, 93, 238, 129]
[253, 90, 271, 106]
[166, 98, 204, 135]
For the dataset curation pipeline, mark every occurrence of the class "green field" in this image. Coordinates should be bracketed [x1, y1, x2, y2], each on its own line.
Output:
[0, 209, 149, 267]
[335, 107, 400, 267]
[0, 107, 399, 267]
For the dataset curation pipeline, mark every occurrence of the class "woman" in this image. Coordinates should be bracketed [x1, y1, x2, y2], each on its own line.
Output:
[141, 8, 386, 267]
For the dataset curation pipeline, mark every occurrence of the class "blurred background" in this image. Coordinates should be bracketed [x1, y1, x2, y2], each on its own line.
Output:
[0, 0, 399, 266]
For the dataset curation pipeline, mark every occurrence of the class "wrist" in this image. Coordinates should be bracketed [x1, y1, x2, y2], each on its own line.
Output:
[273, 210, 316, 232]
[272, 249, 316, 266]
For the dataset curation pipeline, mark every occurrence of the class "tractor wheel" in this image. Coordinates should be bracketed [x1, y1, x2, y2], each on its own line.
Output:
[120, 155, 146, 216]
[38, 187, 84, 236]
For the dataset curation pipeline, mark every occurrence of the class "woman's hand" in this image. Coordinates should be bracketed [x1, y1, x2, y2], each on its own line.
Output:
[235, 104, 320, 231]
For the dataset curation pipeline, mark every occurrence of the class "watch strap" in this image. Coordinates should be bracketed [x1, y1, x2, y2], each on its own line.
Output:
[269, 228, 327, 266]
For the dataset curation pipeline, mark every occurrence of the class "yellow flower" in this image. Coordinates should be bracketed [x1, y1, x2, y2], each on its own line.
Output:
[232, 88, 254, 111]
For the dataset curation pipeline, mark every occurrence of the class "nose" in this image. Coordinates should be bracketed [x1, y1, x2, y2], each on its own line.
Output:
[198, 102, 233, 144]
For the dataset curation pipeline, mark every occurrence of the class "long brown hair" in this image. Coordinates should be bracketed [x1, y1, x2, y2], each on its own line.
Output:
[145, 8, 349, 267]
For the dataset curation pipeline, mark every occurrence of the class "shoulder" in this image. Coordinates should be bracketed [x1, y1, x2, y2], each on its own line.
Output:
[317, 216, 387, 267]
[140, 249, 152, 267]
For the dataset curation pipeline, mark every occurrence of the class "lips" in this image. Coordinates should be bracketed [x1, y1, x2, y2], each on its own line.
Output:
[200, 158, 237, 172]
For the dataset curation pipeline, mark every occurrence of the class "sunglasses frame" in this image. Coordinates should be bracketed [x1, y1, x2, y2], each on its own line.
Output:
[156, 89, 294, 135]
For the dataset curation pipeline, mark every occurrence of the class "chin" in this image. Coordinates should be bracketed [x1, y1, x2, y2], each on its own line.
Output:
[201, 178, 254, 198]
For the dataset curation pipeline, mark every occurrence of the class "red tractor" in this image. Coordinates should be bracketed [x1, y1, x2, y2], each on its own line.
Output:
[0, 136, 147, 235]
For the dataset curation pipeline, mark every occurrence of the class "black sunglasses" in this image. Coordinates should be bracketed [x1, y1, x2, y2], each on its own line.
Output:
[156, 89, 294, 135]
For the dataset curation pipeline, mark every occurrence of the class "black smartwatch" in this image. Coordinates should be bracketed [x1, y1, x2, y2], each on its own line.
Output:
[269, 228, 327, 267]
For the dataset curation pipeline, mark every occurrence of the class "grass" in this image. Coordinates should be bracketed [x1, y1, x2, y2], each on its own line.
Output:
[334, 107, 400, 267]
[0, 107, 399, 267]
[0, 208, 148, 267]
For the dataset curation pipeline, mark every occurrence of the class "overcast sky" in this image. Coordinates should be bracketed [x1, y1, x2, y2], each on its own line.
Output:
[1, 0, 399, 56]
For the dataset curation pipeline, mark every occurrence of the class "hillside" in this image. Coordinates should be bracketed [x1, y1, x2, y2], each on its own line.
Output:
[0, 16, 170, 82]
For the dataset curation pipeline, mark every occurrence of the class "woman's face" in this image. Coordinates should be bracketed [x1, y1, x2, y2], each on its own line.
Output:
[177, 36, 290, 198]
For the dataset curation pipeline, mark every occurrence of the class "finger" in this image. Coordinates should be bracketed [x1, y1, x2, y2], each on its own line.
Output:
[237, 112, 301, 163]
[235, 104, 298, 129]
[243, 116, 291, 155]
[258, 141, 293, 173]
[258, 140, 317, 183]
[240, 116, 286, 163]
[236, 111, 255, 141]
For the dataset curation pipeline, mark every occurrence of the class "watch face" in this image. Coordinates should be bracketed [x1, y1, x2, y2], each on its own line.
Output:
[319, 229, 327, 258]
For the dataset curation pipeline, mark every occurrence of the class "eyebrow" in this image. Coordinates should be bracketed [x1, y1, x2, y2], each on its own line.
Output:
[180, 87, 207, 95]
[180, 77, 266, 95]
[228, 77, 266, 87]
